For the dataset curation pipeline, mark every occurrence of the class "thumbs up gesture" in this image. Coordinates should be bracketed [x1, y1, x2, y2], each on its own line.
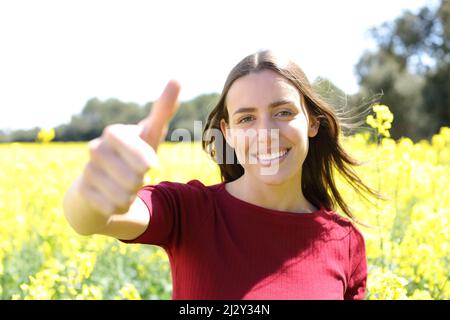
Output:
[78, 80, 181, 217]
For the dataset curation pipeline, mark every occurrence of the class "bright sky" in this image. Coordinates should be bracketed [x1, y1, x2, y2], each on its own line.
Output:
[0, 0, 438, 131]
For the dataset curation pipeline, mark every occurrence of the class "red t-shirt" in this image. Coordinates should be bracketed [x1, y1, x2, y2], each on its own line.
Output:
[119, 179, 367, 300]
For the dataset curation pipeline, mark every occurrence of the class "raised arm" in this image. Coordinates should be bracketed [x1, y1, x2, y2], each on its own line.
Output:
[63, 80, 181, 240]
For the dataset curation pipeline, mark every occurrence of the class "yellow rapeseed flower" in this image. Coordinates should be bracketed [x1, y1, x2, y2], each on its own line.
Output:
[1, 139, 448, 300]
[366, 104, 394, 138]
[37, 128, 55, 143]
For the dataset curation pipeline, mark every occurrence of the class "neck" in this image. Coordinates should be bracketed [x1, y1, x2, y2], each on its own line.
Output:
[228, 172, 318, 214]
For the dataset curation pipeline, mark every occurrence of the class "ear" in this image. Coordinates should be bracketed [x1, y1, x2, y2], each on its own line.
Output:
[220, 118, 234, 147]
[308, 117, 320, 138]
[300, 95, 320, 138]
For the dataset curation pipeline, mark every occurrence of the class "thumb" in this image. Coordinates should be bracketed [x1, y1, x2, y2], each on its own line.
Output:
[139, 80, 181, 150]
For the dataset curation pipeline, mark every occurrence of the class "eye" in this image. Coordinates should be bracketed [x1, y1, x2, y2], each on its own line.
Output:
[275, 110, 293, 117]
[238, 115, 255, 124]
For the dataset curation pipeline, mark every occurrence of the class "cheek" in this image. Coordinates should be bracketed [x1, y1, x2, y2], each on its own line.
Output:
[290, 114, 308, 131]
[281, 123, 310, 164]
[278, 119, 305, 143]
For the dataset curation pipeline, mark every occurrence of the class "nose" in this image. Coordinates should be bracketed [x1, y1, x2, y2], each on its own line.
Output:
[256, 116, 280, 152]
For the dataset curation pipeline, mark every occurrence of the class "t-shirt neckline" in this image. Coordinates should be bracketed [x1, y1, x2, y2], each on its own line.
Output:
[217, 181, 326, 219]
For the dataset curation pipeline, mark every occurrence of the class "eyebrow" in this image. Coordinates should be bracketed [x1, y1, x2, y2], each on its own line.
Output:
[232, 99, 297, 116]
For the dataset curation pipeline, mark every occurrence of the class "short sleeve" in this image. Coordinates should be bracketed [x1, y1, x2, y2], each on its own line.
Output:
[119, 181, 183, 248]
[344, 226, 367, 300]
[117, 179, 209, 250]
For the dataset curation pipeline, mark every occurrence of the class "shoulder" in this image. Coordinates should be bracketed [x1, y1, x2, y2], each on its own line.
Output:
[152, 179, 222, 195]
[320, 208, 366, 245]
[138, 179, 222, 206]
[321, 209, 367, 274]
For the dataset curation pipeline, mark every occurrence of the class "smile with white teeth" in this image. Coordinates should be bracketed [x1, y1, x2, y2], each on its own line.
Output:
[257, 149, 289, 161]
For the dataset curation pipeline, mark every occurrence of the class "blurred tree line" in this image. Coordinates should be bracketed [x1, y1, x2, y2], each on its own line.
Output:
[352, 0, 449, 141]
[0, 94, 219, 142]
[1, 0, 448, 143]
[55, 93, 220, 142]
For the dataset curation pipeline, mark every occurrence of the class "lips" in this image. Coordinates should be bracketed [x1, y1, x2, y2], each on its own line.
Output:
[257, 148, 289, 161]
[250, 148, 291, 166]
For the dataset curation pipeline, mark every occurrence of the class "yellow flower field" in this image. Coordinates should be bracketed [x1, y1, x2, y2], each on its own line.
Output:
[0, 125, 449, 299]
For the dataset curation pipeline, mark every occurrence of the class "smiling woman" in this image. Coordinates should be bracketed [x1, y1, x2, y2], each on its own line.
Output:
[219, 70, 317, 192]
[64, 49, 389, 300]
[203, 50, 386, 220]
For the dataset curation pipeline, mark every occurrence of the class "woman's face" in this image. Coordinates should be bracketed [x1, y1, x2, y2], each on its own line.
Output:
[220, 69, 319, 185]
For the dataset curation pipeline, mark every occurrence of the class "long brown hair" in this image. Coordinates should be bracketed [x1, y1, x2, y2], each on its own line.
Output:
[202, 49, 387, 222]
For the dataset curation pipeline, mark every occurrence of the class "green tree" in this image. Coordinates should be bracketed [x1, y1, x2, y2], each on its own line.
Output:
[167, 93, 219, 141]
[354, 0, 449, 141]
[55, 98, 144, 141]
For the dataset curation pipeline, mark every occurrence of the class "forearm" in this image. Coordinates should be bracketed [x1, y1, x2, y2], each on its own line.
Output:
[63, 176, 111, 236]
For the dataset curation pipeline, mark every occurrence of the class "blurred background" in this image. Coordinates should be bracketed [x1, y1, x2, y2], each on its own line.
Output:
[0, 0, 448, 142]
[0, 0, 449, 300]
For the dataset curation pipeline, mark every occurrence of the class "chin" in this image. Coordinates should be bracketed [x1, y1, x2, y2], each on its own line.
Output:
[258, 176, 287, 186]
[241, 150, 303, 185]
[252, 167, 294, 186]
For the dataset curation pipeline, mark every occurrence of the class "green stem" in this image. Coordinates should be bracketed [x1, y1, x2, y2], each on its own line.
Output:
[375, 132, 385, 269]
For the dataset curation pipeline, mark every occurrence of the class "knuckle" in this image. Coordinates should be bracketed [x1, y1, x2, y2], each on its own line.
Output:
[135, 175, 145, 188]
[118, 192, 131, 208]
[103, 124, 123, 140]
[102, 126, 115, 141]
[110, 203, 126, 215]
[133, 162, 148, 176]
[88, 139, 103, 159]
[88, 138, 96, 150]
[84, 162, 96, 178]
[126, 175, 141, 191]
[139, 167, 149, 177]
[140, 161, 151, 174]
[103, 124, 116, 135]
[139, 154, 153, 172]
[78, 182, 90, 199]
[104, 203, 117, 216]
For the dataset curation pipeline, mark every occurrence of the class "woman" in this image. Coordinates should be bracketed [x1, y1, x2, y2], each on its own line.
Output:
[63, 50, 384, 300]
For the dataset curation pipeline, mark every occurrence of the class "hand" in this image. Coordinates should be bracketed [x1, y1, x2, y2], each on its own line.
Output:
[78, 80, 181, 217]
